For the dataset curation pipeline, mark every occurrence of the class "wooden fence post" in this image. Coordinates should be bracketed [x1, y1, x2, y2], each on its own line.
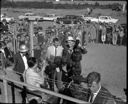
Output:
[29, 21, 34, 57]
[3, 77, 8, 103]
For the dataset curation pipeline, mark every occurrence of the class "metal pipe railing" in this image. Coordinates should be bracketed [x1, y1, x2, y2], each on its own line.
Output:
[3, 78, 8, 103]
[0, 75, 90, 104]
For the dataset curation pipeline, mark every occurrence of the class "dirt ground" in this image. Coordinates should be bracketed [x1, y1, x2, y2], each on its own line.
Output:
[0, 43, 126, 103]
[81, 43, 126, 99]
[0, 8, 127, 102]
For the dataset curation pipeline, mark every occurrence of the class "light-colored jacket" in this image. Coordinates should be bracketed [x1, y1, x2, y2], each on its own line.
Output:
[46, 45, 63, 63]
[24, 68, 44, 91]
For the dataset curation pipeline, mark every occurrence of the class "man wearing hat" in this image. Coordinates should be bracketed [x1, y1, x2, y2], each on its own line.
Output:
[62, 36, 87, 79]
[13, 43, 30, 77]
[62, 36, 76, 78]
[13, 43, 30, 103]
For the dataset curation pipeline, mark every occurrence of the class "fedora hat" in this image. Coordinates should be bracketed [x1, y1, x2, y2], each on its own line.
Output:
[19, 44, 28, 52]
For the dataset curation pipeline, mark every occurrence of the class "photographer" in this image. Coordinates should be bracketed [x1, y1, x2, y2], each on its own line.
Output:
[71, 37, 87, 77]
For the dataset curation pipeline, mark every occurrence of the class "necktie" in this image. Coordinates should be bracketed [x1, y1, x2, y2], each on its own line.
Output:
[90, 93, 94, 103]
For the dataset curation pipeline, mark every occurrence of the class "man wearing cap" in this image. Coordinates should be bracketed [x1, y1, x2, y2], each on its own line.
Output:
[62, 36, 76, 78]
[13, 43, 30, 80]
[62, 36, 87, 78]
[13, 43, 30, 103]
[71, 37, 87, 76]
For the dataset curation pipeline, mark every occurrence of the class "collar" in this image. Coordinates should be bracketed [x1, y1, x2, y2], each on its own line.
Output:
[20, 53, 26, 57]
[93, 84, 101, 95]
[0, 49, 4, 52]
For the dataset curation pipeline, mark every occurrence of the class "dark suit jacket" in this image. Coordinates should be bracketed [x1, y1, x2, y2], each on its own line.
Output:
[4, 47, 13, 59]
[1, 23, 8, 32]
[0, 51, 6, 69]
[62, 46, 72, 66]
[13, 52, 29, 74]
[91, 86, 116, 104]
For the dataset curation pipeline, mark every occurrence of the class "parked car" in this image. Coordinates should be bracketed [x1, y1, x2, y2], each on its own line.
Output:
[82, 15, 119, 24]
[112, 6, 122, 11]
[18, 12, 43, 21]
[56, 15, 84, 24]
[1, 14, 15, 23]
[98, 16, 119, 24]
[42, 14, 60, 21]
[82, 15, 98, 23]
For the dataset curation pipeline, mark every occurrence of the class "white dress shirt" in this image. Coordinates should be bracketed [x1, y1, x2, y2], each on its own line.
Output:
[46, 45, 63, 60]
[0, 49, 5, 57]
[20, 53, 28, 70]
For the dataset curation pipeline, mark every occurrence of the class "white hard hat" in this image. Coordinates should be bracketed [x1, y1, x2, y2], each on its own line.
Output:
[67, 36, 75, 41]
[19, 44, 28, 52]
[76, 37, 80, 41]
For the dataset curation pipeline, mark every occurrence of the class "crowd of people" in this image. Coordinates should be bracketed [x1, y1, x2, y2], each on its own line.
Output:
[0, 17, 127, 104]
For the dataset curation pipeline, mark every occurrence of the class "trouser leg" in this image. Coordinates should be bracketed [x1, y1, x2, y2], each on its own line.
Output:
[55, 70, 63, 91]
[120, 37, 123, 45]
[16, 74, 27, 104]
[45, 64, 56, 91]
[48, 71, 55, 91]
[72, 62, 81, 76]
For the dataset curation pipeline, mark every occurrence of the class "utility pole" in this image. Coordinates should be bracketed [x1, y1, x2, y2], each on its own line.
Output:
[29, 21, 34, 57]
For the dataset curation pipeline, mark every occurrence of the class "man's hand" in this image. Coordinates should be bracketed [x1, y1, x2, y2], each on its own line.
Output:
[82, 46, 86, 49]
[62, 65, 67, 72]
[56, 67, 60, 72]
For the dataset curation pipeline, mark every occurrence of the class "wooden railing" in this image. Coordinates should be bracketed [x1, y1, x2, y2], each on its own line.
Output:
[0, 74, 90, 104]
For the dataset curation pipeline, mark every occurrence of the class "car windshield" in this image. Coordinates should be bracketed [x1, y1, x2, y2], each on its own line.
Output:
[25, 13, 35, 16]
[65, 15, 80, 19]
[44, 14, 55, 17]
[100, 16, 107, 19]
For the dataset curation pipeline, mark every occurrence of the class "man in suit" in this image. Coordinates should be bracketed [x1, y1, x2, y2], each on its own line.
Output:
[86, 71, 116, 104]
[13, 43, 30, 103]
[1, 19, 9, 33]
[1, 41, 14, 67]
[13, 43, 29, 81]
[0, 41, 6, 70]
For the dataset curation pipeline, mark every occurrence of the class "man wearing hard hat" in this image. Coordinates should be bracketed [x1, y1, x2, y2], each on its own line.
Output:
[62, 36, 87, 80]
